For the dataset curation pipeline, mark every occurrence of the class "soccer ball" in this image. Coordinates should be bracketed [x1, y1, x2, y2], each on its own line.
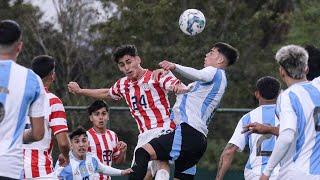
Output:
[179, 9, 206, 36]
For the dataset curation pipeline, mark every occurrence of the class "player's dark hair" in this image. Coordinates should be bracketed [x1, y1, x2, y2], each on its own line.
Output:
[87, 100, 109, 115]
[31, 55, 55, 79]
[69, 127, 87, 140]
[0, 20, 21, 46]
[213, 42, 239, 66]
[256, 76, 281, 100]
[305, 44, 320, 81]
[112, 44, 138, 63]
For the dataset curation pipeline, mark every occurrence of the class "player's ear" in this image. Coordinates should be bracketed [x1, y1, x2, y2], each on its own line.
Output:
[136, 56, 141, 64]
[254, 91, 260, 100]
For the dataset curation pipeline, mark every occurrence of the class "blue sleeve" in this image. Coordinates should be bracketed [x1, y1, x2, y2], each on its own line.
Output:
[92, 156, 99, 172]
[58, 165, 73, 180]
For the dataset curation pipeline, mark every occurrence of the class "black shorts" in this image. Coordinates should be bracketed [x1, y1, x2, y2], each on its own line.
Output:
[0, 177, 18, 180]
[149, 123, 207, 179]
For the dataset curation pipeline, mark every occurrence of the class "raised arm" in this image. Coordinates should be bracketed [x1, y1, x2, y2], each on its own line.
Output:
[68, 82, 111, 99]
[215, 143, 239, 180]
[159, 60, 216, 82]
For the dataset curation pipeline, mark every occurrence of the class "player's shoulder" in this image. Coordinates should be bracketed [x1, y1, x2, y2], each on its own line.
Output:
[106, 129, 117, 136]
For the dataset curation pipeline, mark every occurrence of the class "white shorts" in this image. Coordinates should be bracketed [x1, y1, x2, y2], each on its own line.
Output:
[244, 169, 278, 180]
[131, 127, 173, 176]
[278, 169, 320, 180]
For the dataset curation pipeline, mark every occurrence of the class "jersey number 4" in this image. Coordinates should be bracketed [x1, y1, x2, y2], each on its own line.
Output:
[131, 95, 148, 110]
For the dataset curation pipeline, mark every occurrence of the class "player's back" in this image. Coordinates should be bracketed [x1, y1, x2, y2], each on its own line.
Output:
[171, 67, 227, 136]
[0, 60, 45, 178]
[230, 105, 280, 176]
[23, 91, 68, 178]
[277, 80, 320, 175]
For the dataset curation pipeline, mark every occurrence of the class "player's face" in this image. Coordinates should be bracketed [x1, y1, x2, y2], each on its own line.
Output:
[71, 134, 89, 160]
[90, 107, 108, 130]
[118, 55, 142, 80]
[204, 48, 224, 67]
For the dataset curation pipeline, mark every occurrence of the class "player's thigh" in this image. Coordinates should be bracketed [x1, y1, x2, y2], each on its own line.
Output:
[148, 130, 176, 161]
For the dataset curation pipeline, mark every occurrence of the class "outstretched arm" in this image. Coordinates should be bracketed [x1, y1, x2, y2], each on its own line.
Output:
[68, 82, 111, 99]
[215, 143, 239, 180]
[96, 158, 132, 176]
[159, 60, 216, 82]
[242, 122, 279, 136]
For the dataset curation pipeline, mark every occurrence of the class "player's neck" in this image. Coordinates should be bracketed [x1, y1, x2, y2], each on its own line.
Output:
[286, 77, 308, 87]
[259, 98, 276, 105]
[93, 126, 106, 134]
[0, 53, 16, 61]
[131, 68, 147, 82]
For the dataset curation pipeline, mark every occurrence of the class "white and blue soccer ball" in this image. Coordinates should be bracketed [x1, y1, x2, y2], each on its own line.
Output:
[179, 9, 206, 36]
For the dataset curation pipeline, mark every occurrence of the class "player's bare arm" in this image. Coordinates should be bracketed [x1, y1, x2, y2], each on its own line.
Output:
[68, 81, 111, 99]
[242, 122, 279, 136]
[215, 143, 239, 180]
[113, 141, 127, 164]
[23, 116, 45, 143]
[55, 132, 70, 165]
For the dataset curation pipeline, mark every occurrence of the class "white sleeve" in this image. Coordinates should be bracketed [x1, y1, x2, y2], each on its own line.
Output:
[95, 157, 122, 176]
[228, 118, 247, 151]
[28, 76, 46, 117]
[174, 64, 217, 82]
[278, 93, 298, 133]
[263, 129, 295, 176]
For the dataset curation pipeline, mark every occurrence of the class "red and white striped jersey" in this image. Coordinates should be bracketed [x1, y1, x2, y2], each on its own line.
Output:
[109, 70, 178, 133]
[23, 89, 68, 179]
[87, 128, 120, 180]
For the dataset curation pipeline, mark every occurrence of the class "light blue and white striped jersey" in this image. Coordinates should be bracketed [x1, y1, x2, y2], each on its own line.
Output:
[229, 105, 280, 176]
[0, 60, 46, 179]
[275, 78, 320, 176]
[171, 66, 226, 136]
[55, 152, 122, 180]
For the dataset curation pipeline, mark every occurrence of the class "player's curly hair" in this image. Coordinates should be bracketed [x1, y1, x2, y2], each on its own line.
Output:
[112, 44, 138, 63]
[256, 76, 281, 100]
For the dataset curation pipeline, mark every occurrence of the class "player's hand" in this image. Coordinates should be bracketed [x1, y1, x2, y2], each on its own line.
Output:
[116, 141, 127, 152]
[259, 174, 269, 180]
[68, 81, 81, 94]
[121, 168, 133, 175]
[58, 153, 69, 167]
[241, 122, 271, 135]
[152, 69, 169, 82]
[159, 60, 176, 71]
[171, 83, 190, 94]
